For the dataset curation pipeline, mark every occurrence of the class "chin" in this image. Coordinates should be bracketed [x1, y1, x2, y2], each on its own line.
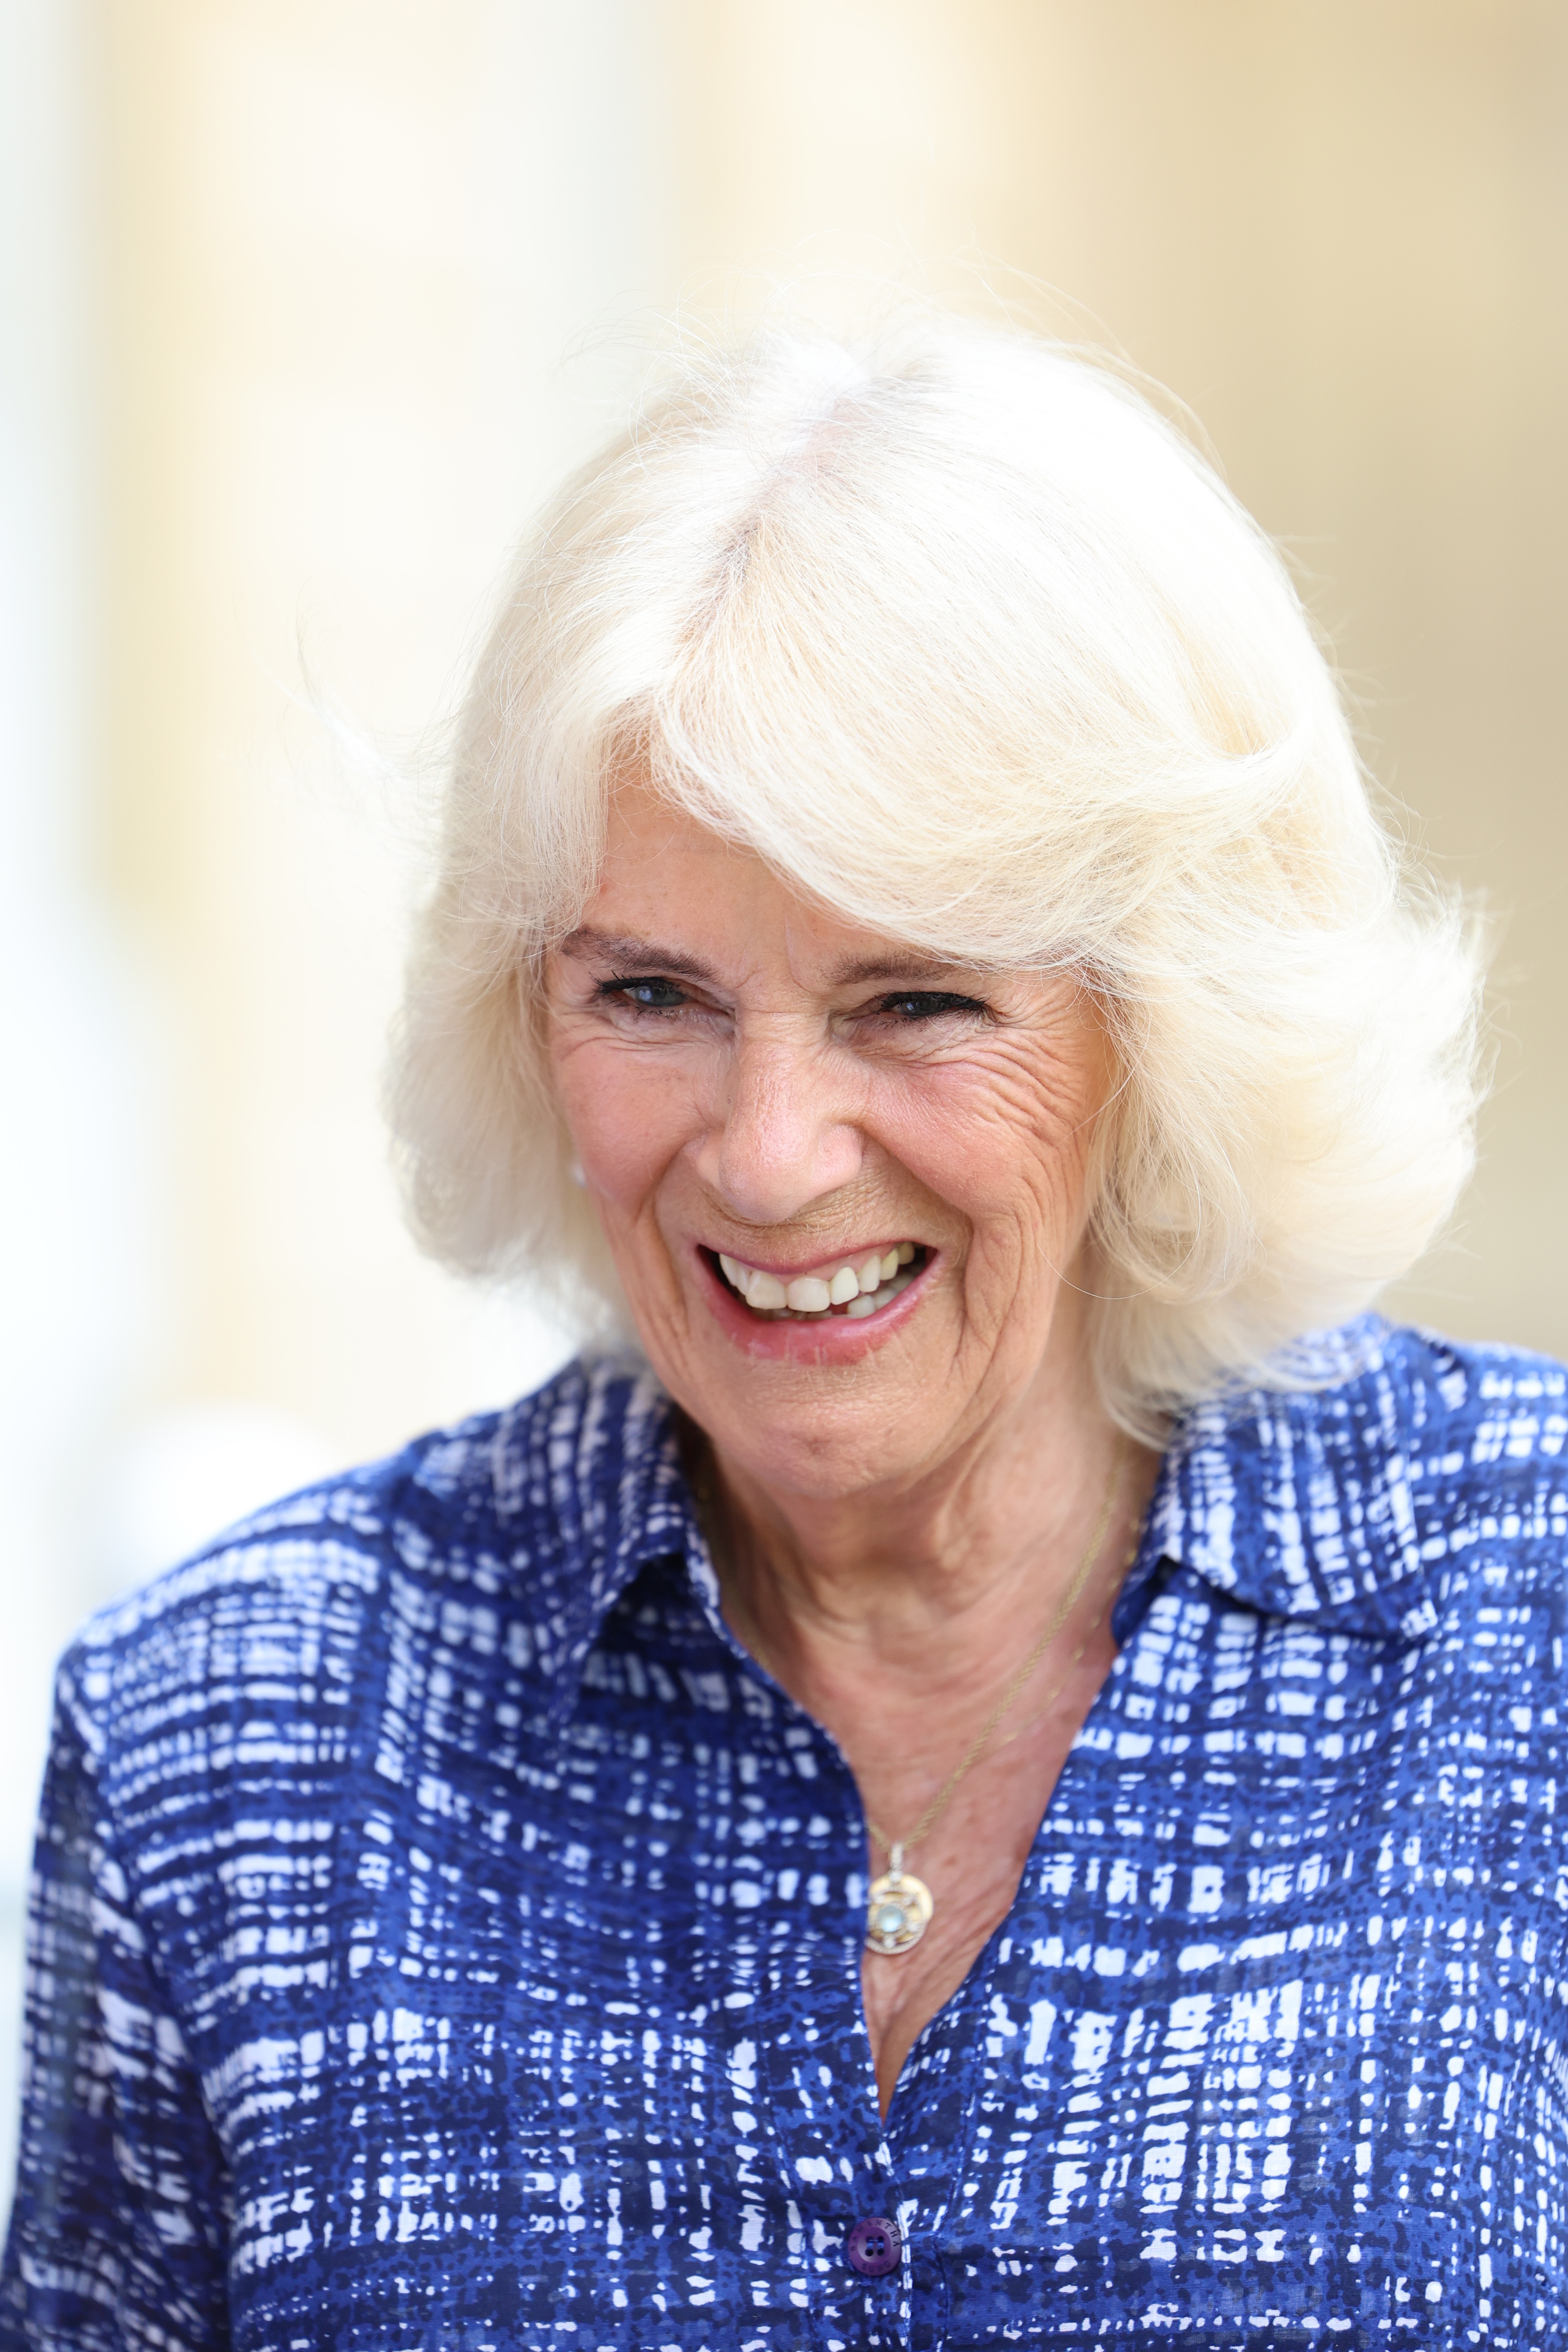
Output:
[677, 1345, 943, 1496]
[708, 1412, 930, 1502]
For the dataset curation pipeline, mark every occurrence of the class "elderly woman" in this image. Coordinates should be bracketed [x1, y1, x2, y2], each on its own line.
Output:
[2, 314, 1558, 2352]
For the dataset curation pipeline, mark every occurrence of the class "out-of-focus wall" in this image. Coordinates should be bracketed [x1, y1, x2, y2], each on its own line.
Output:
[97, 0, 665, 1459]
[1, 0, 1563, 2208]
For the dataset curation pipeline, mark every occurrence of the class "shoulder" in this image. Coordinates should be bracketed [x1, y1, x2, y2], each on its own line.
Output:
[1385, 1321, 1568, 1604]
[1316, 1316, 1566, 1535]
[1195, 1313, 1566, 1519]
[1235, 1314, 1564, 1454]
[1154, 1317, 1567, 1639]
[57, 1350, 673, 1765]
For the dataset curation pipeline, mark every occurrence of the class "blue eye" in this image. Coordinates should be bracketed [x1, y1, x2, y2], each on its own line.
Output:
[881, 991, 988, 1022]
[601, 976, 688, 1010]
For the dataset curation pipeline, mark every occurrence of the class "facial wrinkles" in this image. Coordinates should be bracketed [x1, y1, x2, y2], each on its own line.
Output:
[698, 1016, 870, 1226]
[889, 1017, 1102, 1271]
[675, 994, 1098, 1364]
[545, 785, 1120, 1513]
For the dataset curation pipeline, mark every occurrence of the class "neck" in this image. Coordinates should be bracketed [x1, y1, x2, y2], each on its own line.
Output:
[697, 1340, 1160, 1687]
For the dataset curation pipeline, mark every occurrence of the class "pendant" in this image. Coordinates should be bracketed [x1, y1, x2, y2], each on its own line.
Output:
[864, 1845, 934, 1956]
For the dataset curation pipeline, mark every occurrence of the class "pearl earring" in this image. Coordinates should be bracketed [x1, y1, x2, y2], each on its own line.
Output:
[568, 1158, 587, 1188]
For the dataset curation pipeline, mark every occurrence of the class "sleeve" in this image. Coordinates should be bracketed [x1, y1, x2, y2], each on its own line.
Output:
[0, 1659, 231, 2351]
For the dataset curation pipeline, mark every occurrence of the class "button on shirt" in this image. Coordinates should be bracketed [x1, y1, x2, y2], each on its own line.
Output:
[3, 1320, 1567, 2349]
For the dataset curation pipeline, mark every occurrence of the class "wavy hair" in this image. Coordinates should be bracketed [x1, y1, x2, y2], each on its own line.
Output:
[390, 311, 1486, 1434]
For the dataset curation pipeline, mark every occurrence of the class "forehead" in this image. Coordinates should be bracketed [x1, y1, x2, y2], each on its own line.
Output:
[576, 782, 974, 989]
[600, 782, 757, 887]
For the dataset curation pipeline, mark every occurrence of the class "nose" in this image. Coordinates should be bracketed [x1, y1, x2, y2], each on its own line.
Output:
[692, 1034, 864, 1227]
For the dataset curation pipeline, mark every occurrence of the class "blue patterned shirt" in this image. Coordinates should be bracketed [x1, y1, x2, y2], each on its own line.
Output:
[4, 1318, 1567, 2349]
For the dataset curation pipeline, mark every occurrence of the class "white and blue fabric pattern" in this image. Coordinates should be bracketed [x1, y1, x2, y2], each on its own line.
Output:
[2, 1318, 1566, 2348]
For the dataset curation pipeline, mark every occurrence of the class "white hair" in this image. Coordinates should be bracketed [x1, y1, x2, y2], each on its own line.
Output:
[390, 312, 1485, 1434]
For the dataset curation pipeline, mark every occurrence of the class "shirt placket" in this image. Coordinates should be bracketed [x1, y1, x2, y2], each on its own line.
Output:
[680, 1543, 921, 2351]
[749, 1896, 918, 2352]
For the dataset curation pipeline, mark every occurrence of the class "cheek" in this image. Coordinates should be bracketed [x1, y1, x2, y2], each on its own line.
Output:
[553, 1042, 702, 1210]
[880, 1046, 1106, 1230]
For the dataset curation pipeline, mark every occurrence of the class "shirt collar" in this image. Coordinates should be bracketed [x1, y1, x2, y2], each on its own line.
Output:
[1117, 1314, 1438, 1645]
[473, 1355, 710, 1735]
[487, 1315, 1438, 1733]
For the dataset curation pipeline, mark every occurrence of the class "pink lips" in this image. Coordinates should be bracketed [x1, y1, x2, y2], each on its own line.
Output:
[712, 1245, 908, 1285]
[697, 1244, 934, 1361]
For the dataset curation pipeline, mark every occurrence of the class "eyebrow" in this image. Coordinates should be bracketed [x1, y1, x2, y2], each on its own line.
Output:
[826, 952, 991, 989]
[557, 929, 722, 984]
[557, 929, 991, 992]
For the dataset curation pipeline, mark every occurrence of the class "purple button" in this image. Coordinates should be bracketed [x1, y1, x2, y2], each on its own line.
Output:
[846, 2215, 901, 2277]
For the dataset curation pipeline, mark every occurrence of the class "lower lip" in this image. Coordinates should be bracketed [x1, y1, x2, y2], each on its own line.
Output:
[698, 1250, 935, 1361]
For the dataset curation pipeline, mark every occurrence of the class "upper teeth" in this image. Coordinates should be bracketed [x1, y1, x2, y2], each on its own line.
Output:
[717, 1242, 917, 1316]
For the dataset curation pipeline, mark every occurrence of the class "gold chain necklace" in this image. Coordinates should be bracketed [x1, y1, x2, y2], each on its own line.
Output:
[711, 1441, 1128, 1959]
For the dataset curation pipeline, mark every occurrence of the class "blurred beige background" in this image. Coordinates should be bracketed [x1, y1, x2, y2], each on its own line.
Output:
[1, 0, 1564, 2196]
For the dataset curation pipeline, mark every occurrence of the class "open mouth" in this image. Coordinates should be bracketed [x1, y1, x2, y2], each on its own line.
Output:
[704, 1242, 929, 1322]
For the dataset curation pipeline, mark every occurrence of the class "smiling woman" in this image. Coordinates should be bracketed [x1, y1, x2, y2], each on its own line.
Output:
[394, 320, 1479, 1430]
[544, 788, 1116, 1421]
[6, 314, 1564, 2352]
